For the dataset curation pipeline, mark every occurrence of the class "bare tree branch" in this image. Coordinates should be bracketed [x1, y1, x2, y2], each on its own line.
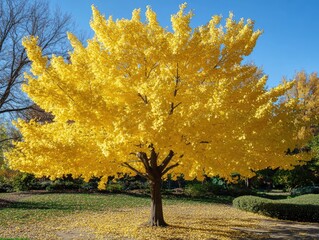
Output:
[0, 136, 19, 144]
[0, 105, 32, 114]
[0, 0, 75, 119]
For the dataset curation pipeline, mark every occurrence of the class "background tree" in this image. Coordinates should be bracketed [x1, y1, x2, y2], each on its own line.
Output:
[250, 72, 319, 191]
[280, 71, 319, 188]
[0, 0, 72, 123]
[0, 125, 7, 160]
[282, 71, 319, 135]
[6, 5, 314, 226]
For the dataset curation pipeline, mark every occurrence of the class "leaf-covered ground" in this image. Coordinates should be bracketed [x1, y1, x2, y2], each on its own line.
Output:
[0, 192, 318, 239]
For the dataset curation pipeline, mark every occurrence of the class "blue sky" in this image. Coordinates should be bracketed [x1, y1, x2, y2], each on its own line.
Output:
[50, 0, 318, 88]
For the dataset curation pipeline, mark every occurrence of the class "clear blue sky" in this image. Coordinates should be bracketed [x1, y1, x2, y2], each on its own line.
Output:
[50, 0, 318, 88]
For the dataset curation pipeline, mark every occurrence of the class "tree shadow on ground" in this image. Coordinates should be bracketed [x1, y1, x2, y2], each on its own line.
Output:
[124, 191, 234, 204]
[164, 215, 319, 240]
[0, 198, 15, 208]
[234, 219, 319, 239]
[0, 199, 66, 211]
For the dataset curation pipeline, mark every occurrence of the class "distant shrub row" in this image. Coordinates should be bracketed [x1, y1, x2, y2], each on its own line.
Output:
[233, 195, 319, 223]
[1, 171, 254, 198]
[0, 173, 100, 192]
[0, 173, 150, 193]
[184, 182, 252, 198]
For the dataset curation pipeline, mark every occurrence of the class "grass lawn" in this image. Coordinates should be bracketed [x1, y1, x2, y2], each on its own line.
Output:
[1, 192, 318, 239]
[279, 194, 319, 205]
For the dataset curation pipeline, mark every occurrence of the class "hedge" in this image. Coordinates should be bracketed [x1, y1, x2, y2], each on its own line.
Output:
[233, 194, 319, 223]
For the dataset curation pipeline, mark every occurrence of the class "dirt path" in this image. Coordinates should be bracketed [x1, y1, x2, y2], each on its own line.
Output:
[234, 219, 319, 239]
[0, 192, 29, 207]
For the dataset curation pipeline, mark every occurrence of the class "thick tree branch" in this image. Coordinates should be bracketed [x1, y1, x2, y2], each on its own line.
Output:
[149, 146, 158, 170]
[122, 162, 152, 180]
[159, 150, 174, 172]
[161, 162, 179, 176]
[137, 152, 152, 174]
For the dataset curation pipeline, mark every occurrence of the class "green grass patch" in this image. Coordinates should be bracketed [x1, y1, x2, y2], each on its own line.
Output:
[0, 193, 150, 225]
[233, 194, 319, 222]
[0, 192, 232, 227]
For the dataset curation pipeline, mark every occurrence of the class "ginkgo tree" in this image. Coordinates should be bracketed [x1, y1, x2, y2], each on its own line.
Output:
[283, 71, 319, 135]
[6, 4, 313, 226]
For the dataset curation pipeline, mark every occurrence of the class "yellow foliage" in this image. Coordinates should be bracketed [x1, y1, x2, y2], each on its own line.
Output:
[0, 202, 269, 239]
[283, 71, 319, 129]
[5, 5, 313, 185]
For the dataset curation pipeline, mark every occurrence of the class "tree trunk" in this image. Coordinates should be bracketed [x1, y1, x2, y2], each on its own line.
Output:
[123, 147, 178, 227]
[149, 177, 167, 227]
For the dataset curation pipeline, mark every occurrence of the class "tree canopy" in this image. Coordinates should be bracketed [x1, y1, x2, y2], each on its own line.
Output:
[283, 71, 319, 135]
[6, 4, 312, 187]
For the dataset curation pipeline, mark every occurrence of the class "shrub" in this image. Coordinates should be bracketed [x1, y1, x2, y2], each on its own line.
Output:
[233, 195, 271, 212]
[291, 185, 319, 196]
[0, 182, 13, 192]
[233, 195, 319, 222]
[184, 181, 228, 197]
[227, 184, 253, 197]
[260, 203, 319, 222]
[12, 173, 39, 191]
[125, 180, 149, 190]
[46, 177, 84, 191]
[106, 182, 125, 193]
[0, 165, 20, 192]
[185, 183, 207, 197]
[81, 177, 100, 191]
[184, 178, 253, 198]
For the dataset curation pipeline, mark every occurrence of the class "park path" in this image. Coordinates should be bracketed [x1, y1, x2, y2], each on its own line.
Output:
[0, 191, 30, 208]
[234, 219, 319, 239]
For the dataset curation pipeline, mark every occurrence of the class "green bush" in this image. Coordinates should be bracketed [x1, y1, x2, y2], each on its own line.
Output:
[184, 181, 228, 197]
[12, 173, 39, 191]
[81, 177, 100, 191]
[185, 179, 252, 198]
[185, 183, 207, 197]
[261, 203, 319, 222]
[233, 195, 271, 212]
[233, 194, 319, 222]
[291, 185, 319, 196]
[46, 177, 84, 191]
[125, 180, 149, 190]
[106, 182, 125, 193]
[227, 184, 252, 197]
[0, 182, 13, 192]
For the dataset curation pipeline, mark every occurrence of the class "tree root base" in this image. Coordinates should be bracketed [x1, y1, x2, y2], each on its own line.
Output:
[141, 221, 169, 227]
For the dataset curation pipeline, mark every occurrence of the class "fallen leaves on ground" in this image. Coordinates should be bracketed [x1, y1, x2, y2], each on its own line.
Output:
[0, 202, 267, 239]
